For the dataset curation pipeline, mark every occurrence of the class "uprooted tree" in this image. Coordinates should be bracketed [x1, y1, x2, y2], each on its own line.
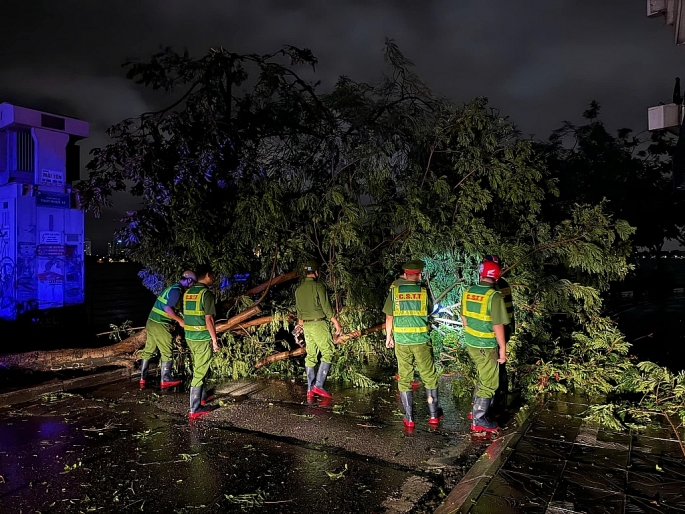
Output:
[67, 40, 685, 445]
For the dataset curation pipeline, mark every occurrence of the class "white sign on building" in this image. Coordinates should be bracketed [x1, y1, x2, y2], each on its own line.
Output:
[40, 169, 65, 186]
[40, 231, 62, 244]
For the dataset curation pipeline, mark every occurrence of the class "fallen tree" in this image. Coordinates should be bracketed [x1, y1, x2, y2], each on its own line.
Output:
[1, 305, 263, 372]
[0, 330, 150, 373]
[254, 324, 384, 369]
[0, 265, 300, 373]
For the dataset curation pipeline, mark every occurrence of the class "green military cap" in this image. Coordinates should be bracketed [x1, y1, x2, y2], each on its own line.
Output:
[402, 259, 425, 274]
[303, 259, 320, 272]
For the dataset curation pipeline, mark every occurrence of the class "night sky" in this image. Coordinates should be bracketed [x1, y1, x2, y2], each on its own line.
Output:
[1, 1, 684, 253]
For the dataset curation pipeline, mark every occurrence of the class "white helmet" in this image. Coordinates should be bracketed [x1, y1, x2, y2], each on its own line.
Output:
[181, 270, 197, 283]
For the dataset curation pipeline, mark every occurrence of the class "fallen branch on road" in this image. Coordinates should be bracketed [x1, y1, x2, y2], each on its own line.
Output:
[1, 305, 263, 372]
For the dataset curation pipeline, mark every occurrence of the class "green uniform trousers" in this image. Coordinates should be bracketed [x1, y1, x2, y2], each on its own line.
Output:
[466, 345, 499, 399]
[140, 319, 174, 362]
[395, 343, 439, 392]
[303, 320, 334, 368]
[187, 338, 213, 388]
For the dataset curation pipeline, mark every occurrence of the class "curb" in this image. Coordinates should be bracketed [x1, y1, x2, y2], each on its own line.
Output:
[0, 368, 131, 407]
[433, 400, 542, 514]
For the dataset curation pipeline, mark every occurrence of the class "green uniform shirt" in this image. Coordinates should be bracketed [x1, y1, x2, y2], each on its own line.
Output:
[295, 277, 335, 321]
[183, 284, 217, 341]
[383, 278, 434, 345]
[460, 281, 509, 348]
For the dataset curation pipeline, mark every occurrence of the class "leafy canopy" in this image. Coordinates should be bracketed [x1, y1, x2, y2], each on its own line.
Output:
[79, 43, 684, 442]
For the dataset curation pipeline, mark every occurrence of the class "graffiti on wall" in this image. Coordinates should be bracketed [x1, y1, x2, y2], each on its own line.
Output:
[16, 243, 37, 301]
[37, 255, 65, 310]
[0, 225, 16, 319]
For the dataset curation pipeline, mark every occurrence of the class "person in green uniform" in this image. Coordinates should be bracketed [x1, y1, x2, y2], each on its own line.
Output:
[384, 260, 442, 430]
[183, 266, 220, 420]
[483, 255, 514, 416]
[295, 260, 343, 400]
[461, 259, 510, 433]
[139, 270, 197, 389]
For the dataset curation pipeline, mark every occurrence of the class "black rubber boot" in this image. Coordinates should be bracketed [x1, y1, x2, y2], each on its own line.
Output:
[139, 360, 150, 388]
[400, 391, 415, 430]
[312, 362, 332, 398]
[306, 367, 317, 399]
[201, 387, 215, 406]
[160, 361, 181, 389]
[471, 396, 499, 433]
[426, 389, 444, 425]
[189, 386, 212, 420]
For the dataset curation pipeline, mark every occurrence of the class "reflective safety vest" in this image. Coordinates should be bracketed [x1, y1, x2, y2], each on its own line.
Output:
[148, 284, 182, 325]
[390, 282, 430, 344]
[183, 284, 210, 341]
[461, 284, 499, 348]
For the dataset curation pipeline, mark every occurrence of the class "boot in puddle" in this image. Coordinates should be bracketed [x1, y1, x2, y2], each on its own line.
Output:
[311, 362, 332, 398]
[189, 386, 213, 420]
[470, 396, 499, 434]
[400, 391, 415, 431]
[139, 359, 150, 389]
[160, 361, 181, 389]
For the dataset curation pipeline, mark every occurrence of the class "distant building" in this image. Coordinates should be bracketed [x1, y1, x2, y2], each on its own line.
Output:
[0, 102, 89, 320]
[84, 239, 92, 256]
[107, 238, 125, 258]
[647, 1, 685, 132]
[647, 1, 685, 189]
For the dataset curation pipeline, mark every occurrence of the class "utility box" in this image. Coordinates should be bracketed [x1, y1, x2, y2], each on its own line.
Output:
[648, 103, 682, 130]
[0, 103, 89, 320]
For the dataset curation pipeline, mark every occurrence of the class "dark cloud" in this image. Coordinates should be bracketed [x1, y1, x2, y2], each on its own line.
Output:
[2, 1, 683, 251]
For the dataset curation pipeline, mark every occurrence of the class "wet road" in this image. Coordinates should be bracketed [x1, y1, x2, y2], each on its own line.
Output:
[0, 374, 478, 513]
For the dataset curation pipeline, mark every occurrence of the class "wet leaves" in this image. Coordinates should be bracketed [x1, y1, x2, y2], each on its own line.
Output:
[333, 404, 347, 415]
[326, 463, 349, 480]
[40, 392, 77, 404]
[224, 489, 266, 509]
[132, 429, 162, 439]
[61, 461, 82, 474]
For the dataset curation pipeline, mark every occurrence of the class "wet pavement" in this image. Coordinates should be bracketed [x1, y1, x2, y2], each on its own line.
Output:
[0, 372, 482, 513]
[435, 394, 685, 514]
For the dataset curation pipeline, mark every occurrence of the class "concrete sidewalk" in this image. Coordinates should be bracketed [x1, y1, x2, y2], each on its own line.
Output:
[435, 394, 685, 513]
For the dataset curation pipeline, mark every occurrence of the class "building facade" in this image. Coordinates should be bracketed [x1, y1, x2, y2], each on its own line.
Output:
[648, 0, 685, 45]
[0, 103, 89, 320]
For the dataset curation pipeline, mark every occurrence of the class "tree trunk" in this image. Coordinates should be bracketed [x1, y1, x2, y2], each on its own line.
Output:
[0, 330, 149, 373]
[214, 305, 262, 333]
[334, 324, 385, 344]
[1, 305, 264, 372]
[253, 323, 384, 369]
[254, 347, 307, 368]
[229, 313, 296, 335]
